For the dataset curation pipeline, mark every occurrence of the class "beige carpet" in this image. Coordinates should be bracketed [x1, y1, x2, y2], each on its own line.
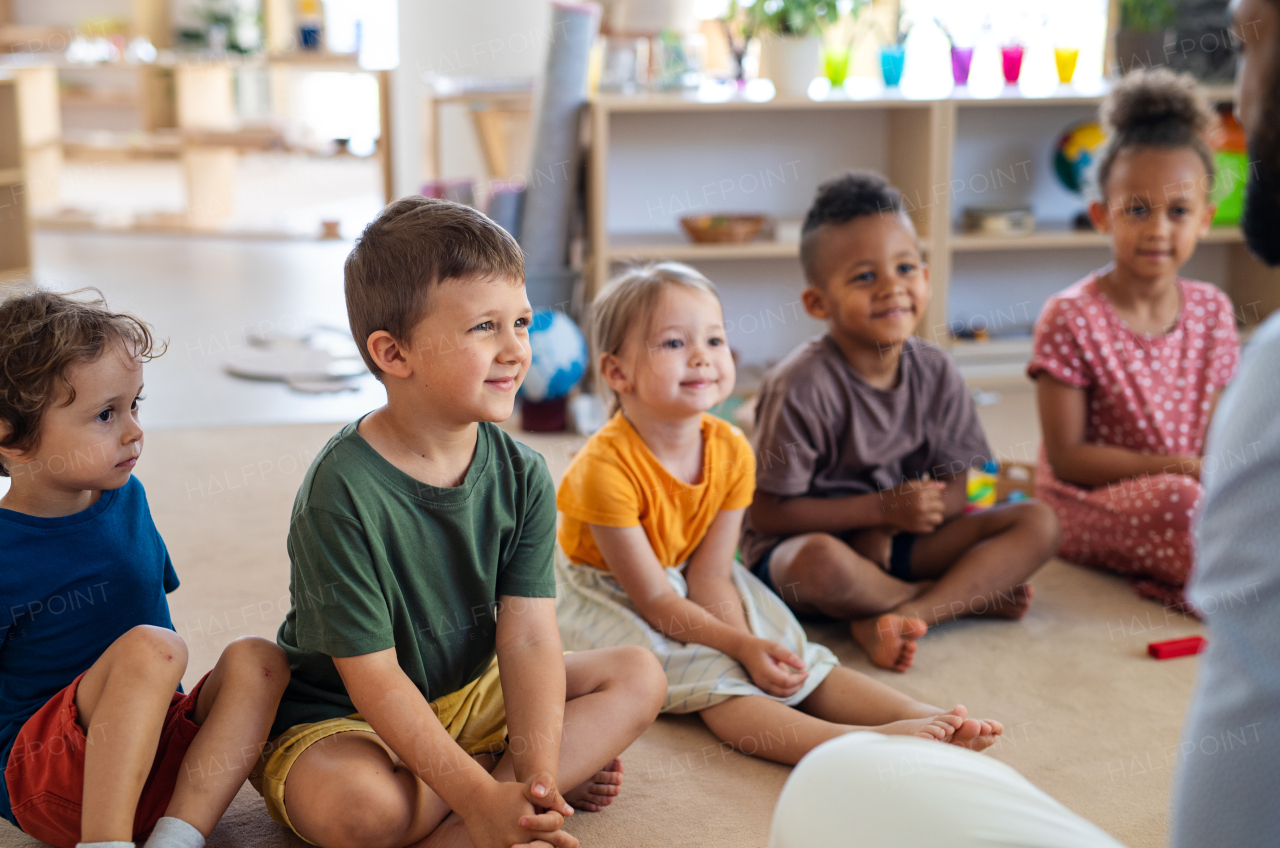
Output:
[2, 385, 1203, 847]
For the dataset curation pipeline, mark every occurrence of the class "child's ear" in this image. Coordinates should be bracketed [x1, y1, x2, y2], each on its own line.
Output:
[1087, 199, 1112, 233]
[1199, 201, 1217, 235]
[801, 286, 829, 320]
[599, 353, 633, 396]
[365, 330, 413, 379]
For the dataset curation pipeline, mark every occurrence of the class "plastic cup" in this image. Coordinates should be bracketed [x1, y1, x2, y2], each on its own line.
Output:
[951, 45, 974, 85]
[1001, 44, 1024, 83]
[1055, 46, 1079, 83]
[880, 44, 905, 87]
[823, 45, 851, 86]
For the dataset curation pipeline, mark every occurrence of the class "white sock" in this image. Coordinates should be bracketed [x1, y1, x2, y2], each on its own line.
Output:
[141, 817, 205, 848]
[75, 843, 134, 848]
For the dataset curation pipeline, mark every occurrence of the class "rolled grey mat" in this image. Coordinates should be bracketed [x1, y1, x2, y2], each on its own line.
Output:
[520, 1, 600, 308]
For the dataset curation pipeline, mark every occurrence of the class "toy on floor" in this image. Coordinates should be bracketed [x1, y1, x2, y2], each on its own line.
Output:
[520, 308, 587, 431]
[1148, 636, 1208, 660]
[966, 461, 1035, 512]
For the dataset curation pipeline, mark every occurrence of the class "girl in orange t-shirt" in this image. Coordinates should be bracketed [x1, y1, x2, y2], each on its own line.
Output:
[554, 262, 1002, 764]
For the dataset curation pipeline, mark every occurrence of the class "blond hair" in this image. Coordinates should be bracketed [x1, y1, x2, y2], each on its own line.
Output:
[589, 261, 721, 413]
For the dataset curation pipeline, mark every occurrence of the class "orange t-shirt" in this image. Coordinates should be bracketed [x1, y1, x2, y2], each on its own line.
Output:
[557, 412, 757, 570]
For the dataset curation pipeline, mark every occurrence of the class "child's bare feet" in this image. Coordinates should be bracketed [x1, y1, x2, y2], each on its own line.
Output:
[973, 584, 1034, 620]
[945, 705, 1004, 751]
[875, 707, 966, 742]
[850, 613, 928, 672]
[564, 758, 624, 812]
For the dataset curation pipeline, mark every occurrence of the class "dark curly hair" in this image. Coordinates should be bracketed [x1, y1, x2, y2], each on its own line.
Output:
[800, 170, 907, 282]
[0, 288, 164, 476]
[1095, 68, 1216, 199]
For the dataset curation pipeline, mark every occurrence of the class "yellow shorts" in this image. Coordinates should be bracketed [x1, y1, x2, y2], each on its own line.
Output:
[250, 657, 507, 844]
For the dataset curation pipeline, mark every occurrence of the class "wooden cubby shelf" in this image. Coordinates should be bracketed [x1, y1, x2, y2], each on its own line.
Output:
[586, 80, 1278, 365]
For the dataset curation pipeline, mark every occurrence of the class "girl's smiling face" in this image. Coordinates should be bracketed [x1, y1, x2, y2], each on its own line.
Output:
[602, 284, 735, 419]
[1091, 147, 1216, 282]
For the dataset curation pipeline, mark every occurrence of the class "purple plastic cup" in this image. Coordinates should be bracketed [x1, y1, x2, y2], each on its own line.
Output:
[951, 46, 974, 85]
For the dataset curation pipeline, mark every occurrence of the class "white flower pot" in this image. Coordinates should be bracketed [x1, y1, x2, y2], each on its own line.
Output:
[758, 32, 823, 97]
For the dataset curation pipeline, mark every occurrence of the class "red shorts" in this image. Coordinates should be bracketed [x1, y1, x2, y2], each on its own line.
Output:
[4, 670, 209, 848]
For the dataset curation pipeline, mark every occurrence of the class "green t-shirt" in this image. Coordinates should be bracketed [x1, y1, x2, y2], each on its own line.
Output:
[272, 417, 558, 736]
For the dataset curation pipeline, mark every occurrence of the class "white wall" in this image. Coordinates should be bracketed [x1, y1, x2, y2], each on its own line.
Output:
[392, 0, 555, 199]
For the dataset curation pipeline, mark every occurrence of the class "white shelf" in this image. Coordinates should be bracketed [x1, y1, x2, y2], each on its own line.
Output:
[592, 83, 1237, 115]
[951, 225, 1243, 252]
[605, 232, 799, 262]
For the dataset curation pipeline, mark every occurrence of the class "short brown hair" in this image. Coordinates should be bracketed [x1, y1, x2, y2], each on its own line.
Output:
[590, 262, 721, 414]
[0, 287, 164, 476]
[344, 197, 526, 377]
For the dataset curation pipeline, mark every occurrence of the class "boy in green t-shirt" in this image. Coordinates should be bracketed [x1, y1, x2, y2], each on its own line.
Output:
[252, 198, 667, 848]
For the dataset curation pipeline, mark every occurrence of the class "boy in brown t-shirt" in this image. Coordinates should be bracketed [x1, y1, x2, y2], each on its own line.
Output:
[743, 171, 1061, 672]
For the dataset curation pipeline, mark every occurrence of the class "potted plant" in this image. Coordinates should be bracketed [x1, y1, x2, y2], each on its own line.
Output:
[727, 0, 840, 96]
[1115, 0, 1177, 74]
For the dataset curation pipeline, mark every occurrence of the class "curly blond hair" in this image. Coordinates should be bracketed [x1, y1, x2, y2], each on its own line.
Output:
[0, 288, 164, 476]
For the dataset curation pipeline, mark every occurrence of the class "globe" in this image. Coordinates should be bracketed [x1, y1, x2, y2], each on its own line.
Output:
[520, 309, 587, 403]
[1053, 121, 1107, 195]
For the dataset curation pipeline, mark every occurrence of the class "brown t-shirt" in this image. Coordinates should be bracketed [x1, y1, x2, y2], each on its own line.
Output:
[740, 334, 992, 567]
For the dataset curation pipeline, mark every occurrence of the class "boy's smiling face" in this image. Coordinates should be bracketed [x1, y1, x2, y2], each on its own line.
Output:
[801, 212, 931, 352]
[396, 275, 533, 425]
[0, 340, 146, 500]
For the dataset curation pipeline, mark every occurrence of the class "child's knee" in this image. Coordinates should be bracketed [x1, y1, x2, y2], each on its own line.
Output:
[221, 636, 291, 692]
[1013, 500, 1062, 552]
[319, 781, 414, 848]
[613, 645, 667, 712]
[113, 624, 189, 684]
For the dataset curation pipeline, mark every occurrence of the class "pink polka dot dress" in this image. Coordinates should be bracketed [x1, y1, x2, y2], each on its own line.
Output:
[1027, 272, 1240, 609]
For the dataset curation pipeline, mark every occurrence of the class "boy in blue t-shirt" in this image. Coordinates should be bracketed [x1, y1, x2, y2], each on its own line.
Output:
[0, 291, 289, 848]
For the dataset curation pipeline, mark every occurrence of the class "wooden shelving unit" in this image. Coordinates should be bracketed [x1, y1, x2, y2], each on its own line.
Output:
[1, 52, 394, 232]
[0, 72, 32, 281]
[585, 82, 1280, 358]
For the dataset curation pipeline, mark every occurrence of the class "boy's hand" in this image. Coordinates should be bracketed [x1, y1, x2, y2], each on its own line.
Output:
[522, 771, 574, 820]
[463, 781, 578, 848]
[738, 637, 808, 697]
[879, 477, 946, 533]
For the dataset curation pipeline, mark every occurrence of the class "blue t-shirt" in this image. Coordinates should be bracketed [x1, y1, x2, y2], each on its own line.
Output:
[0, 476, 179, 826]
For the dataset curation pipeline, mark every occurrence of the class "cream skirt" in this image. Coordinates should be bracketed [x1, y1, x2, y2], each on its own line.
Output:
[554, 547, 838, 714]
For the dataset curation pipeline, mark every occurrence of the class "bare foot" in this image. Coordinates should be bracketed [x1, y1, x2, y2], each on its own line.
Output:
[564, 758, 623, 812]
[875, 707, 966, 742]
[850, 613, 928, 672]
[973, 584, 1034, 620]
[945, 705, 1005, 751]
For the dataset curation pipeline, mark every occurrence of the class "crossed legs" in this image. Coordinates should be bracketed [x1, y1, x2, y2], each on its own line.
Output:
[280, 646, 666, 848]
[765, 501, 1060, 671]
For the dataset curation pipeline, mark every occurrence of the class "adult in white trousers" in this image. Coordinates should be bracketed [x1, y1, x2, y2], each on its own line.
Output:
[768, 733, 1124, 848]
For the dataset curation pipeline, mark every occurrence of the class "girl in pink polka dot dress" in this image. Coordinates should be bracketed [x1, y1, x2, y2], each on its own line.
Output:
[1028, 70, 1240, 611]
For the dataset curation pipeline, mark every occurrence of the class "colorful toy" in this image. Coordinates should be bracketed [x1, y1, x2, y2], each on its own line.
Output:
[521, 309, 587, 403]
[1053, 121, 1108, 195]
[966, 460, 999, 512]
[1148, 635, 1208, 660]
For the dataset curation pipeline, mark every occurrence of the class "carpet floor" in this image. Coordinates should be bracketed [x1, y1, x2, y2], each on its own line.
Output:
[1, 391, 1203, 847]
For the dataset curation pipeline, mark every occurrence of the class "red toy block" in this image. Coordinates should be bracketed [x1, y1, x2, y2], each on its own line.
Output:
[1148, 636, 1207, 660]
